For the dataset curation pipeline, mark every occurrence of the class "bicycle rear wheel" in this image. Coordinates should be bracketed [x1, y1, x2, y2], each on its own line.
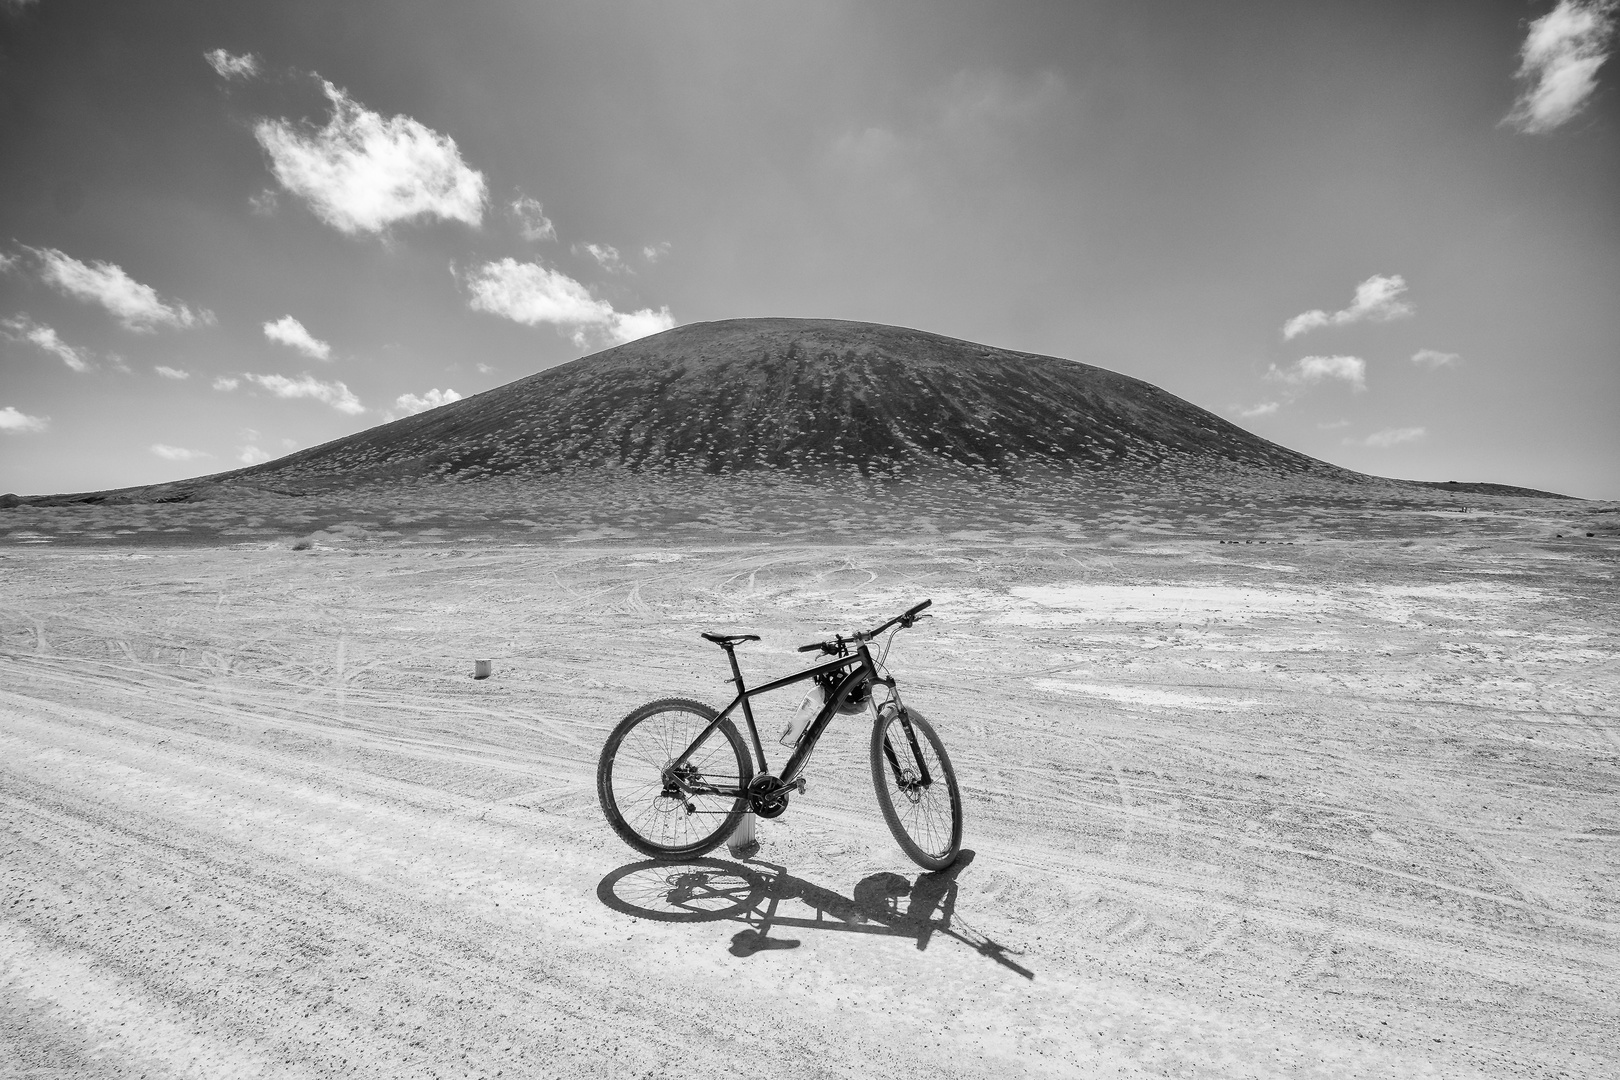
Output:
[598, 698, 754, 860]
[870, 705, 963, 870]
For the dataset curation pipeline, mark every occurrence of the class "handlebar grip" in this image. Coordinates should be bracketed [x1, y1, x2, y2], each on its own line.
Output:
[894, 598, 932, 628]
[796, 642, 823, 653]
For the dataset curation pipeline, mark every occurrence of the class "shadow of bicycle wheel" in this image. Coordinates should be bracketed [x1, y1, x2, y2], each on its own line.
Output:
[595, 858, 768, 923]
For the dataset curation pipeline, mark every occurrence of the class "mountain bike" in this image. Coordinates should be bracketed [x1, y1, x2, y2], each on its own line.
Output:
[596, 599, 963, 870]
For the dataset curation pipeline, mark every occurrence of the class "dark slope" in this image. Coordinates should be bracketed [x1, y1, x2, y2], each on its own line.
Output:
[227, 318, 1345, 487]
[1410, 480, 1571, 499]
[18, 318, 1570, 505]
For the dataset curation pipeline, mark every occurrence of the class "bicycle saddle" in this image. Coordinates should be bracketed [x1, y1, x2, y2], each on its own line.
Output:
[701, 631, 761, 647]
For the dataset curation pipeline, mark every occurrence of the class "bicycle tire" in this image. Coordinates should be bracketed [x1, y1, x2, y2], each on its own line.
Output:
[869, 705, 963, 870]
[597, 697, 754, 860]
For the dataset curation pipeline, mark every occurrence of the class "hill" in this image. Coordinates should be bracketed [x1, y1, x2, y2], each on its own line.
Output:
[240, 318, 1342, 485]
[12, 318, 1570, 505]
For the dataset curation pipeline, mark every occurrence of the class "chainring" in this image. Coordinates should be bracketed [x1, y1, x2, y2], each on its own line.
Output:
[747, 774, 791, 819]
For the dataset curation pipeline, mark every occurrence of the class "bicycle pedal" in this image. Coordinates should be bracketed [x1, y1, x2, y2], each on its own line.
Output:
[793, 778, 806, 795]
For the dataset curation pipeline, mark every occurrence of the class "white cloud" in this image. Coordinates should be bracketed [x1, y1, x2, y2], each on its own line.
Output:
[238, 445, 272, 465]
[107, 354, 132, 374]
[1282, 274, 1414, 340]
[466, 258, 610, 325]
[0, 251, 16, 273]
[249, 189, 279, 215]
[1236, 401, 1280, 418]
[1504, 0, 1618, 133]
[254, 80, 487, 235]
[213, 376, 241, 391]
[476, 362, 496, 374]
[154, 365, 190, 380]
[263, 315, 332, 361]
[463, 257, 677, 347]
[642, 242, 671, 264]
[1266, 354, 1367, 391]
[1316, 419, 1351, 431]
[604, 307, 677, 345]
[26, 246, 210, 331]
[574, 242, 628, 274]
[1, 315, 92, 372]
[511, 194, 555, 241]
[394, 387, 462, 416]
[0, 406, 48, 433]
[244, 372, 365, 414]
[151, 443, 209, 461]
[1411, 348, 1461, 368]
[204, 48, 260, 80]
[1355, 427, 1427, 448]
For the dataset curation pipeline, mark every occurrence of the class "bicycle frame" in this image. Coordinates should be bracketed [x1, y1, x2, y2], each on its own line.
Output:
[669, 637, 930, 799]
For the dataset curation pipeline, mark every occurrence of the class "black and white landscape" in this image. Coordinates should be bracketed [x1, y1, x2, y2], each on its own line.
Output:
[2, 4, 1618, 1079]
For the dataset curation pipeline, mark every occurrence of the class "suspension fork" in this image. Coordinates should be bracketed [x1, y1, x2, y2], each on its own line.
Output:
[865, 645, 933, 789]
[880, 705, 935, 789]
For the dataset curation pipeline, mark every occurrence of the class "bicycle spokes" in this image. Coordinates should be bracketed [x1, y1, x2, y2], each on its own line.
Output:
[871, 708, 962, 869]
[599, 699, 752, 859]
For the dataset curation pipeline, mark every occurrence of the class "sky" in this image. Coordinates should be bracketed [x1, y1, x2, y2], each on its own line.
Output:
[1, 0, 1617, 499]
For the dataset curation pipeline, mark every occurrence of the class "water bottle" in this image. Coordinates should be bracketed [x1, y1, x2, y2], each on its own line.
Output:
[781, 682, 824, 746]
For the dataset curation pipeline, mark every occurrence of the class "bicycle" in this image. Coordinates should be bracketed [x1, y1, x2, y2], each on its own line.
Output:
[595, 599, 963, 870]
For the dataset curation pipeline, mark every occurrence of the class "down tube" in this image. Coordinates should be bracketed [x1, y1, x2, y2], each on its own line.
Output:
[780, 668, 867, 781]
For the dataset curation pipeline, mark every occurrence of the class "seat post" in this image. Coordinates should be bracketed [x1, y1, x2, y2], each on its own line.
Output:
[723, 644, 745, 692]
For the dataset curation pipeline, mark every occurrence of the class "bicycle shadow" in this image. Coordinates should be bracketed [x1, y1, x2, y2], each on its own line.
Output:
[595, 850, 1034, 980]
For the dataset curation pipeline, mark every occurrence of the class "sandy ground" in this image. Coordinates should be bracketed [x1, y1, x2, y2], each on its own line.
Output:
[2, 498, 1618, 1078]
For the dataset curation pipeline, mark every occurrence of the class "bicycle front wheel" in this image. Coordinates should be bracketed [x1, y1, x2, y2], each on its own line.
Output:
[597, 698, 754, 860]
[870, 705, 963, 870]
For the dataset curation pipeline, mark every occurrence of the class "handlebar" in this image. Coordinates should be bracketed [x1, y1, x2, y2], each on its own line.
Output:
[796, 599, 932, 654]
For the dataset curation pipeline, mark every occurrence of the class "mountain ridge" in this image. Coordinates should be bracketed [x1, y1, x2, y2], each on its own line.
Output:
[10, 318, 1570, 502]
[256, 317, 1337, 483]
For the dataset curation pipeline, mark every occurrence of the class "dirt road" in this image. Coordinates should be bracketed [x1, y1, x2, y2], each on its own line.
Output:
[3, 523, 1617, 1077]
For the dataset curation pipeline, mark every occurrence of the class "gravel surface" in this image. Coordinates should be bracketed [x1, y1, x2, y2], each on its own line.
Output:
[2, 510, 1617, 1077]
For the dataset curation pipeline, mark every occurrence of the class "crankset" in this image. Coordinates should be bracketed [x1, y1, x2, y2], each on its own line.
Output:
[746, 774, 804, 819]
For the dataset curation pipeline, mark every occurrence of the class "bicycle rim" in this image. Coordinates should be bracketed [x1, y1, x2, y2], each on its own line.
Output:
[599, 699, 751, 859]
[870, 707, 962, 870]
